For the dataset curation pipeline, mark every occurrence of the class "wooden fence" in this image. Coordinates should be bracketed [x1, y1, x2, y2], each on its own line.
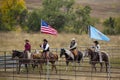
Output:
[0, 46, 120, 80]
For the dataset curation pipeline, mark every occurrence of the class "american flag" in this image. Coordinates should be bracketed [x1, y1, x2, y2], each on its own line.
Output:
[41, 20, 57, 35]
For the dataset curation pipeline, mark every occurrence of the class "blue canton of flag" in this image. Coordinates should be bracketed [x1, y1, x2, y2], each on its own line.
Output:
[89, 25, 110, 41]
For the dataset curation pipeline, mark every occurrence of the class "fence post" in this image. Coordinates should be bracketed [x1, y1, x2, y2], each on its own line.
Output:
[16, 58, 19, 73]
[4, 51, 6, 72]
[46, 59, 50, 80]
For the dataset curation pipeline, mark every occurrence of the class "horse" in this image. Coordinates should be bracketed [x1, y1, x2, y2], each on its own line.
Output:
[84, 48, 110, 72]
[60, 48, 83, 71]
[32, 51, 58, 73]
[12, 50, 33, 74]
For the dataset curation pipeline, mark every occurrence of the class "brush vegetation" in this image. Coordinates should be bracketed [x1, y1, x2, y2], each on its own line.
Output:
[0, 32, 120, 51]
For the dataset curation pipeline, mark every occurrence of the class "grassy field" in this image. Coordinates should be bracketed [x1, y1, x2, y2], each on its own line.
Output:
[0, 32, 120, 51]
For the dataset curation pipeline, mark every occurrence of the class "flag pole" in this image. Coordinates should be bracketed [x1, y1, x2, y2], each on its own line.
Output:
[41, 19, 50, 80]
[88, 25, 93, 80]
[88, 25, 92, 47]
[40, 19, 42, 33]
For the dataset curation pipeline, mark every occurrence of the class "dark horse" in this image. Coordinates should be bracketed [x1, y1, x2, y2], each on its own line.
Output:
[84, 48, 109, 72]
[12, 50, 33, 74]
[32, 51, 58, 73]
[60, 48, 83, 71]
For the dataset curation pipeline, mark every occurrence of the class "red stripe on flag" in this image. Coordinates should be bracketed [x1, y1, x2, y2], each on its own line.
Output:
[41, 26, 57, 35]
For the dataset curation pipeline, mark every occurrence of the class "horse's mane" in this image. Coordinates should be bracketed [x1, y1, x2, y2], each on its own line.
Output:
[13, 50, 23, 53]
[87, 48, 94, 52]
[101, 51, 107, 54]
[64, 49, 74, 59]
[64, 49, 71, 55]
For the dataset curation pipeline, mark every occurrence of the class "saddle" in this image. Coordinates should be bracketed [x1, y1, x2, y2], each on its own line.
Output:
[70, 49, 78, 60]
[71, 49, 78, 56]
[42, 52, 54, 59]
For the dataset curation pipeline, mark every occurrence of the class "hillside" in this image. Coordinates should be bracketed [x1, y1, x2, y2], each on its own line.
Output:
[0, 32, 120, 51]
[25, 0, 120, 19]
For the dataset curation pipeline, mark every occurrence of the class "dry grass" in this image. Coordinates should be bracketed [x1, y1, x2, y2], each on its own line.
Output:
[0, 32, 120, 51]
[76, 0, 120, 19]
[25, 0, 120, 19]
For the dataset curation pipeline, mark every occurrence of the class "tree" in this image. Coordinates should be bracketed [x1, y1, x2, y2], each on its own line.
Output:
[27, 0, 75, 32]
[69, 5, 92, 34]
[41, 0, 73, 32]
[103, 17, 115, 35]
[114, 17, 120, 34]
[0, 0, 27, 31]
[27, 10, 41, 32]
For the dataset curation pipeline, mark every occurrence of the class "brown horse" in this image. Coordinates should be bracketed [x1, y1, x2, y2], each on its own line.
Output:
[32, 51, 58, 73]
[12, 50, 33, 74]
[84, 48, 109, 72]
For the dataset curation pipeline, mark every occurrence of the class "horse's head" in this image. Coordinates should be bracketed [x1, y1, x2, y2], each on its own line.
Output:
[12, 50, 22, 59]
[12, 50, 18, 59]
[34, 49, 40, 54]
[84, 48, 93, 57]
[60, 48, 66, 58]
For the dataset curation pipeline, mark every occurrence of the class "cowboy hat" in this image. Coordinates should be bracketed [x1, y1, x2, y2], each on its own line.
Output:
[71, 38, 75, 41]
[43, 39, 48, 42]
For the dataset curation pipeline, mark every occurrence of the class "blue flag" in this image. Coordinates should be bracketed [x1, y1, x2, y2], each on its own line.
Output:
[89, 25, 110, 41]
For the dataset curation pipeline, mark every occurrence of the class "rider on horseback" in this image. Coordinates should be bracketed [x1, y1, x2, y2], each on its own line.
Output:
[24, 39, 31, 58]
[92, 41, 102, 63]
[70, 38, 78, 60]
[40, 39, 50, 60]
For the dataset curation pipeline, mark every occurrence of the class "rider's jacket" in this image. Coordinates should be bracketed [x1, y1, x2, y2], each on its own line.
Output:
[93, 44, 100, 52]
[70, 41, 77, 50]
[24, 42, 31, 52]
[41, 43, 49, 52]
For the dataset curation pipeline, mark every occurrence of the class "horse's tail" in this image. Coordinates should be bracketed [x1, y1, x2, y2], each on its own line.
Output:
[104, 52, 111, 73]
[54, 54, 58, 61]
[106, 53, 110, 66]
[81, 52, 84, 62]
[78, 51, 84, 62]
[102, 51, 110, 65]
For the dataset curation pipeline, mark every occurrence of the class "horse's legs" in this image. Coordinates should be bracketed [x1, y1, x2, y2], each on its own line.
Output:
[32, 61, 35, 71]
[100, 63, 103, 72]
[66, 61, 69, 71]
[51, 62, 54, 71]
[92, 64, 96, 72]
[32, 60, 39, 70]
[25, 64, 28, 73]
[94, 64, 97, 72]
[105, 62, 109, 72]
[18, 63, 21, 74]
[91, 64, 93, 72]
[54, 64, 57, 74]
[77, 62, 80, 70]
[71, 61, 76, 71]
[51, 62, 57, 73]
[39, 63, 43, 73]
